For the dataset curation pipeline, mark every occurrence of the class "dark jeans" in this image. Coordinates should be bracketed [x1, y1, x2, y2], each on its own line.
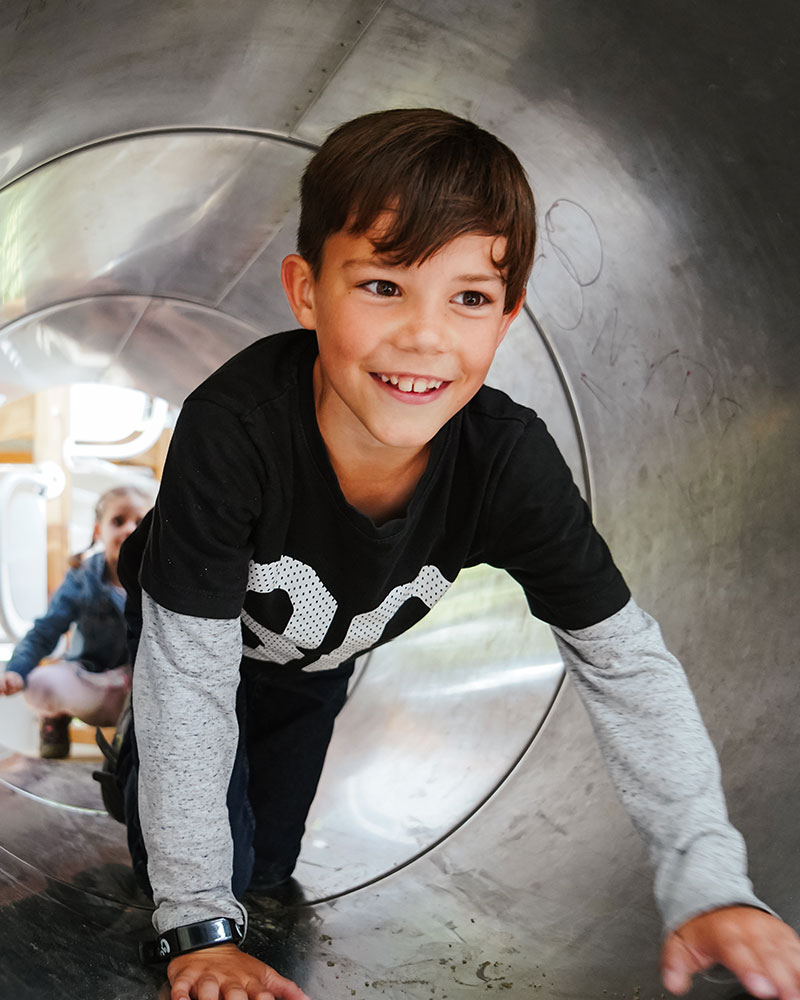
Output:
[120, 657, 354, 900]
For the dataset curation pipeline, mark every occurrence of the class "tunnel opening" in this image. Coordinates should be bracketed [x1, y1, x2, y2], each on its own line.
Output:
[0, 128, 589, 904]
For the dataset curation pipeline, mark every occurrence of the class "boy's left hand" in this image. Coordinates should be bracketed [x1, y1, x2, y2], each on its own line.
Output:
[661, 906, 800, 998]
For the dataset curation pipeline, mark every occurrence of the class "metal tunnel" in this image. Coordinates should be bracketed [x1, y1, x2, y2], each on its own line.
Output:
[0, 2, 798, 997]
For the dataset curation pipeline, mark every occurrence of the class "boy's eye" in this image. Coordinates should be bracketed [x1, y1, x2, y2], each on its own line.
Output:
[454, 290, 490, 307]
[362, 279, 400, 297]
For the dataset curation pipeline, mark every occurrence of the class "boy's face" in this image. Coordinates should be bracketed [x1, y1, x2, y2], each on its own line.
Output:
[282, 217, 524, 461]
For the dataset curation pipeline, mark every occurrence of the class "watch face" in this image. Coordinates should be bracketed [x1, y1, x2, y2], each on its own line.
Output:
[176, 918, 235, 954]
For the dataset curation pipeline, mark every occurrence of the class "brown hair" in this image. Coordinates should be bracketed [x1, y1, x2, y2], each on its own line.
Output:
[93, 485, 150, 526]
[298, 108, 537, 312]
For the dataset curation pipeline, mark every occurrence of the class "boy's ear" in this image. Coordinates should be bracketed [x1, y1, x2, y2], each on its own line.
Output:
[281, 254, 318, 330]
[497, 293, 526, 344]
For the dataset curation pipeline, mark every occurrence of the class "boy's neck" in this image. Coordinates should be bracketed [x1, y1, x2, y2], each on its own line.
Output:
[325, 439, 431, 525]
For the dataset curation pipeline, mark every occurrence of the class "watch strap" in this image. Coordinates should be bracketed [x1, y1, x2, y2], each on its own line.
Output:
[139, 917, 244, 965]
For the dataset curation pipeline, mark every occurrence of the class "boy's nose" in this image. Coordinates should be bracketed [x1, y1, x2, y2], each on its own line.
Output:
[396, 303, 450, 354]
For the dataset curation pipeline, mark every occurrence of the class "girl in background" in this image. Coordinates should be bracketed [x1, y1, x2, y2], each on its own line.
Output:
[0, 485, 150, 758]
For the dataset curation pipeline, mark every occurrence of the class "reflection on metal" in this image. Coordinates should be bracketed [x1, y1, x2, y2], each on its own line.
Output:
[0, 131, 310, 328]
[0, 463, 62, 642]
[0, 0, 798, 998]
[0, 758, 108, 816]
[299, 565, 563, 899]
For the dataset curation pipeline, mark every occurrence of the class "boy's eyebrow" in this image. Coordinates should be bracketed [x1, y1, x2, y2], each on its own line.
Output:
[342, 258, 506, 285]
[455, 272, 506, 285]
[342, 255, 398, 270]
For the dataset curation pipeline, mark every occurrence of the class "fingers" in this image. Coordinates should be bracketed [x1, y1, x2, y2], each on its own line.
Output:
[663, 908, 800, 1000]
[171, 978, 282, 1000]
[1, 672, 24, 695]
[169, 957, 309, 1000]
[198, 977, 250, 1000]
[170, 973, 195, 1000]
[170, 974, 190, 1000]
[196, 976, 224, 1000]
[708, 919, 800, 1000]
[661, 930, 710, 995]
[171, 974, 255, 1000]
[720, 944, 774, 998]
[263, 969, 310, 1000]
[730, 948, 800, 1000]
[738, 972, 781, 998]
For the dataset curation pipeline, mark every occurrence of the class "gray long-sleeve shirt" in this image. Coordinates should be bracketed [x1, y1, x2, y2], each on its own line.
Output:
[134, 592, 246, 933]
[134, 590, 768, 936]
[551, 598, 769, 931]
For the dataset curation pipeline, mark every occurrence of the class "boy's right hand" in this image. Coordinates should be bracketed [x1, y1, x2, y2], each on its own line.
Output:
[168, 944, 311, 1000]
[0, 672, 24, 696]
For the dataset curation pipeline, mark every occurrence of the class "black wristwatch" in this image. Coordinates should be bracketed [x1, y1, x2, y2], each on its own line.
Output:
[139, 917, 244, 965]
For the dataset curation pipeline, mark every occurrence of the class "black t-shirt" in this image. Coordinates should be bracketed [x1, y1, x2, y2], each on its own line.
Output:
[122, 329, 629, 672]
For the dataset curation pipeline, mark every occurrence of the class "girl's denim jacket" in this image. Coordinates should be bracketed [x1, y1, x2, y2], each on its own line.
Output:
[6, 552, 128, 684]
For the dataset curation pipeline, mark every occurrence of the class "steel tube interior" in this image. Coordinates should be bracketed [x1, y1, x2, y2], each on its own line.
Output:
[0, 2, 797, 998]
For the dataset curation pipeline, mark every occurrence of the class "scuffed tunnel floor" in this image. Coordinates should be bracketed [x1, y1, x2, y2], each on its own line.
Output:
[0, 819, 324, 1000]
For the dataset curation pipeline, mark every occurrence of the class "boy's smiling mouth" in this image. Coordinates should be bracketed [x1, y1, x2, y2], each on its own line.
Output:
[372, 372, 447, 394]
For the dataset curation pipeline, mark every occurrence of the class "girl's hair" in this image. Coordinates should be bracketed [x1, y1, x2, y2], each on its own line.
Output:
[298, 108, 537, 312]
[93, 484, 151, 525]
[68, 485, 151, 568]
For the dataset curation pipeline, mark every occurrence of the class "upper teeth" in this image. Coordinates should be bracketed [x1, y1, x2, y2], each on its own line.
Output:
[379, 374, 443, 393]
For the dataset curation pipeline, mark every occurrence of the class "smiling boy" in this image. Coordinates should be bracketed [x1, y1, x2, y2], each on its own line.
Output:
[117, 109, 800, 1000]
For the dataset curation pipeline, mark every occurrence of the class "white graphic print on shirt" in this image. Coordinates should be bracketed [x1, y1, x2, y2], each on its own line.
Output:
[241, 556, 451, 670]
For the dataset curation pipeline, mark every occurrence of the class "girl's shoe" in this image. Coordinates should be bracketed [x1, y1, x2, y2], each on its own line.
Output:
[39, 714, 71, 758]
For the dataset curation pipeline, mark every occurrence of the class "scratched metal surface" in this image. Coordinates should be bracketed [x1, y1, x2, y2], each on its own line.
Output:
[0, 1, 798, 998]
